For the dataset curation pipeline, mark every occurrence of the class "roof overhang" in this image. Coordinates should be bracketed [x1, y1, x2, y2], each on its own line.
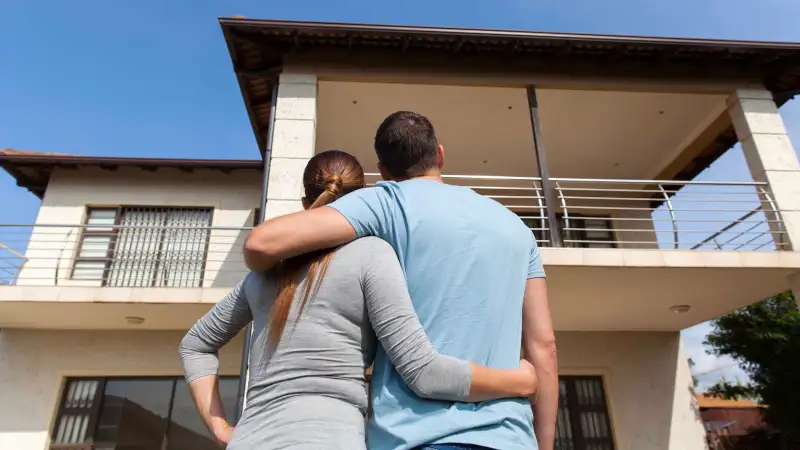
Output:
[219, 18, 800, 180]
[0, 150, 262, 199]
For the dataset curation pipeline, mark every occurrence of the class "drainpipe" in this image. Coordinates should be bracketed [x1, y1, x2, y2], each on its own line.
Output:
[234, 78, 280, 422]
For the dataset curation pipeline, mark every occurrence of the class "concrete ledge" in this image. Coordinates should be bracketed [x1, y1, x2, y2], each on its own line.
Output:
[0, 286, 231, 304]
[541, 248, 800, 269]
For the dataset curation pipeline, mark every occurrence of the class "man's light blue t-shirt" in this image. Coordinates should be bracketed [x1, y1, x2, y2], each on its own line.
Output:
[329, 179, 545, 450]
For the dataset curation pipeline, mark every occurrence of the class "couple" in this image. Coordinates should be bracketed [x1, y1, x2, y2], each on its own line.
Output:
[179, 111, 558, 450]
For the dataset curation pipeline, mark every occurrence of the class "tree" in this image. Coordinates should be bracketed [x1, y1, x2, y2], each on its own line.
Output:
[704, 291, 800, 447]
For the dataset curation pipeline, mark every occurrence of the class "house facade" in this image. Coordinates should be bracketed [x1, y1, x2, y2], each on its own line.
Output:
[2, 18, 800, 450]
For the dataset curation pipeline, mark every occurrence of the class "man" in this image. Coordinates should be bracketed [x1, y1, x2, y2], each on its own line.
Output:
[245, 111, 558, 450]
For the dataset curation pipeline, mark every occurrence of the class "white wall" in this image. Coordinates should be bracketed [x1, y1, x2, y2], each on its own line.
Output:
[558, 331, 707, 450]
[18, 167, 261, 288]
[0, 329, 243, 450]
[0, 329, 706, 450]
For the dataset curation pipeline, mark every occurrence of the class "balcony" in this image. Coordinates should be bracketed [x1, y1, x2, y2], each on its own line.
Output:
[363, 173, 789, 251]
[2, 175, 799, 332]
[0, 221, 252, 330]
[0, 222, 252, 288]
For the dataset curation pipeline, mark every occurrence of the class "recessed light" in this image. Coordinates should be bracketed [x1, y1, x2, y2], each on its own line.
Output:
[670, 305, 691, 314]
[125, 316, 145, 325]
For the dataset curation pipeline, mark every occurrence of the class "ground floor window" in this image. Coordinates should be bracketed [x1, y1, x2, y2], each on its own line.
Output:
[52, 375, 612, 449]
[557, 376, 616, 450]
[50, 376, 239, 450]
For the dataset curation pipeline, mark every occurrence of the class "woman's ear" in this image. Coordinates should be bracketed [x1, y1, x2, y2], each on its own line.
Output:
[301, 197, 311, 210]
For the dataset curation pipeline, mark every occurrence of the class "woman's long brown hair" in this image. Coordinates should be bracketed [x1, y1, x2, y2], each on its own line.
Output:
[267, 150, 365, 351]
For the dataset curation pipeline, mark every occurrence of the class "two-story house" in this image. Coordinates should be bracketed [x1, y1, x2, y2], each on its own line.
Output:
[2, 18, 800, 450]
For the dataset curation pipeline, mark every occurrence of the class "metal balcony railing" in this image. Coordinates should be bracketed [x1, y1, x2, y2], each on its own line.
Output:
[366, 174, 787, 251]
[0, 177, 788, 287]
[365, 173, 552, 246]
[0, 240, 26, 285]
[0, 224, 253, 287]
[551, 178, 786, 251]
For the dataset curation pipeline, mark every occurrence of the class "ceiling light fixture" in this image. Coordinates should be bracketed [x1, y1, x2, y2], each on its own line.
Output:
[669, 305, 691, 314]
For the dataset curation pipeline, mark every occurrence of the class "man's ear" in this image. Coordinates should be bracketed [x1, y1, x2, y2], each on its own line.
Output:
[437, 144, 445, 170]
[301, 197, 311, 210]
[377, 163, 391, 181]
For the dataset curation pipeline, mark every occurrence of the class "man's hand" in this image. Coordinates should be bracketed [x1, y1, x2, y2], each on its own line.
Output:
[522, 278, 558, 450]
[244, 207, 357, 271]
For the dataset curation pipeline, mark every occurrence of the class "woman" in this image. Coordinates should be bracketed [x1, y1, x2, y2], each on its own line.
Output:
[179, 150, 537, 449]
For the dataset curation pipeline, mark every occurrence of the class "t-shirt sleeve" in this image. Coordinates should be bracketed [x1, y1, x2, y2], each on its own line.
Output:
[528, 231, 546, 279]
[328, 185, 396, 239]
[179, 274, 254, 383]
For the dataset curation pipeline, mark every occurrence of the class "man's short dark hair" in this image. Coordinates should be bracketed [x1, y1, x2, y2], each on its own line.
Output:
[374, 111, 439, 178]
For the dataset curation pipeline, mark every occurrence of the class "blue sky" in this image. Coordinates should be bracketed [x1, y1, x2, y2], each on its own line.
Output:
[2, 0, 800, 390]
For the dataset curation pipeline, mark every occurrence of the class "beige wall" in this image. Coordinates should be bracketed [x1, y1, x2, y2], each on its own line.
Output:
[0, 329, 706, 450]
[0, 329, 243, 450]
[18, 167, 261, 288]
[558, 331, 707, 450]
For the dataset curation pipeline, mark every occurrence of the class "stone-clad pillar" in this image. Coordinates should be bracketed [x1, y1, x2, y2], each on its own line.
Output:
[727, 88, 800, 251]
[264, 73, 318, 219]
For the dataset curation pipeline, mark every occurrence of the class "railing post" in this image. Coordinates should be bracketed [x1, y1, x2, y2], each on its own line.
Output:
[526, 85, 563, 247]
[555, 181, 570, 247]
[758, 186, 787, 250]
[658, 184, 679, 250]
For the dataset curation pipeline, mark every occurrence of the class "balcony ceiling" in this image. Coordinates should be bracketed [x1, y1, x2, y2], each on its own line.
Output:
[316, 81, 727, 181]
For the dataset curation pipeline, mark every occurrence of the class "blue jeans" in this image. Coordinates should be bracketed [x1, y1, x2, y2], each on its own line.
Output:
[416, 445, 495, 450]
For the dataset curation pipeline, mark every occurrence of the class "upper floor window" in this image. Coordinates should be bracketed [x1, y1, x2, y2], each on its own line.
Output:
[518, 213, 615, 249]
[50, 376, 239, 450]
[73, 207, 213, 287]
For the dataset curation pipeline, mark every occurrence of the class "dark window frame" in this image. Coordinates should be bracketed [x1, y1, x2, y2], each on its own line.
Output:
[71, 208, 122, 283]
[559, 214, 617, 249]
[557, 375, 616, 450]
[49, 378, 106, 450]
[50, 376, 239, 450]
[518, 212, 616, 249]
[71, 206, 214, 286]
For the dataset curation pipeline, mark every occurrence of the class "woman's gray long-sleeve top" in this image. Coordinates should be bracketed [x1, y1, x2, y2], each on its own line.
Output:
[179, 237, 472, 449]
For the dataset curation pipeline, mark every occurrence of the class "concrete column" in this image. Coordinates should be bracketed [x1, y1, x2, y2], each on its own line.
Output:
[668, 336, 709, 450]
[727, 89, 800, 250]
[264, 73, 318, 219]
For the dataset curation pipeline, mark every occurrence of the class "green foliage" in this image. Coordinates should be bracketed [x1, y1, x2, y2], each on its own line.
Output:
[704, 291, 800, 446]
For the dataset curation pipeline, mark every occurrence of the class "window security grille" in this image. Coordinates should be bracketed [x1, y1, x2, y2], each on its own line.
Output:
[556, 376, 616, 450]
[73, 207, 213, 287]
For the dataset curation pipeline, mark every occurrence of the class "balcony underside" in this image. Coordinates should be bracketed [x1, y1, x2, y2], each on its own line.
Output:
[1, 249, 796, 331]
[315, 81, 728, 181]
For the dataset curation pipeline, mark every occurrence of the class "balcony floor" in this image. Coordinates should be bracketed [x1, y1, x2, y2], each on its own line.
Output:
[0, 248, 797, 331]
[543, 248, 800, 330]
